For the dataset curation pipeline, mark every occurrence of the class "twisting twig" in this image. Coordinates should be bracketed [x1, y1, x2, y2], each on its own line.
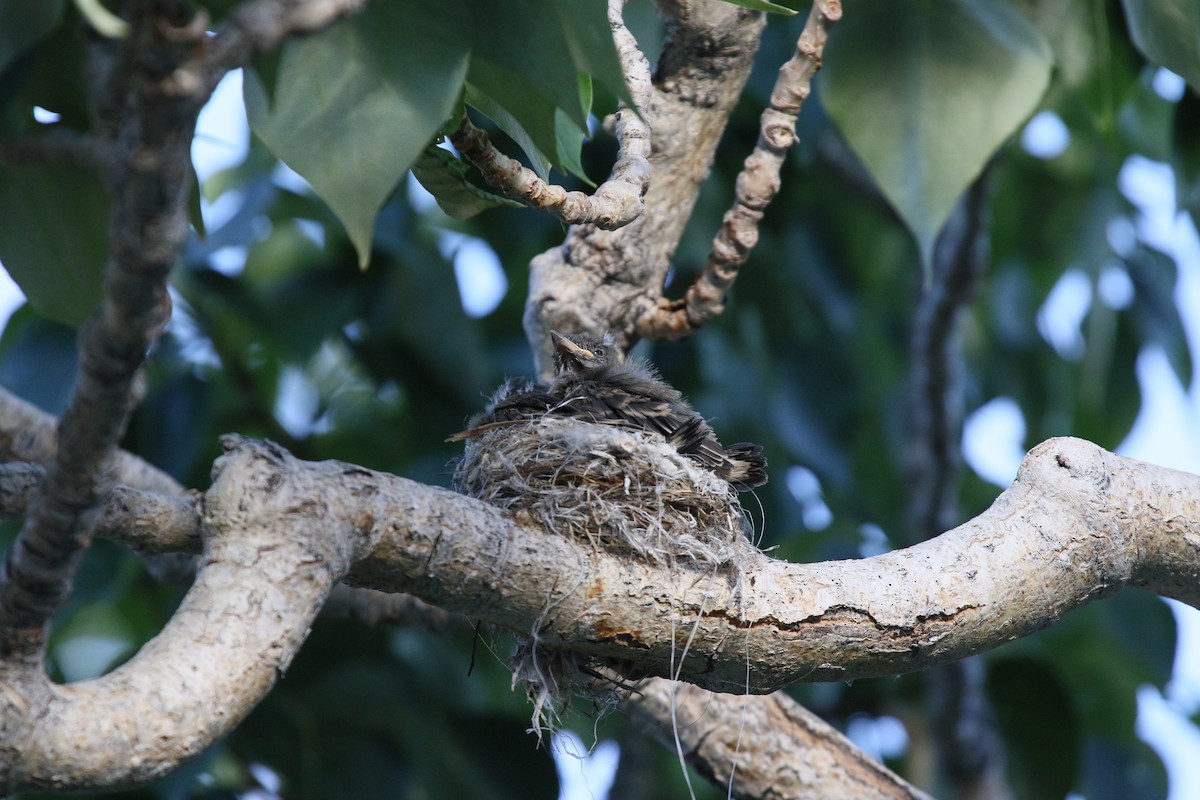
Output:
[905, 175, 1003, 796]
[449, 0, 651, 230]
[905, 175, 990, 545]
[0, 0, 379, 662]
[0, 6, 205, 661]
[637, 0, 842, 340]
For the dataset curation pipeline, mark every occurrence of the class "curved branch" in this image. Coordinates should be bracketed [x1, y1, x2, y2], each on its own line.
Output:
[636, 0, 842, 341]
[200, 0, 375, 92]
[0, 438, 374, 792]
[36, 435, 1200, 693]
[449, 0, 652, 230]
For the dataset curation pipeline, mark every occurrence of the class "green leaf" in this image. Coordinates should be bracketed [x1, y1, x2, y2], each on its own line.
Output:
[988, 658, 1079, 800]
[0, 162, 108, 325]
[410, 145, 526, 220]
[555, 107, 592, 185]
[244, 1, 470, 267]
[715, 0, 798, 15]
[1120, 0, 1200, 92]
[549, 0, 639, 107]
[822, 0, 1052, 269]
[464, 0, 591, 130]
[463, 82, 552, 180]
[462, 0, 625, 177]
[0, 0, 64, 75]
[1175, 90, 1200, 229]
[465, 65, 568, 177]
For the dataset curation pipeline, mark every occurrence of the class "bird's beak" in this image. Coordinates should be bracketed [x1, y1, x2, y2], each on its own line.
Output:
[550, 331, 594, 363]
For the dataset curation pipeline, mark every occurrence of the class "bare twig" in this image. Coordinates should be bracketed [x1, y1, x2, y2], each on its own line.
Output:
[905, 175, 1004, 797]
[636, 0, 842, 340]
[449, 0, 651, 230]
[0, 131, 114, 175]
[0, 6, 206, 661]
[905, 176, 990, 546]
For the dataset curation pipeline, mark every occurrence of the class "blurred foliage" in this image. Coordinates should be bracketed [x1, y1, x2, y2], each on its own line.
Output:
[1, 0, 1198, 798]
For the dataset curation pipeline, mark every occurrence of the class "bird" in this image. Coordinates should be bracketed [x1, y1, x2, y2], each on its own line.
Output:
[449, 332, 767, 491]
[544, 331, 767, 491]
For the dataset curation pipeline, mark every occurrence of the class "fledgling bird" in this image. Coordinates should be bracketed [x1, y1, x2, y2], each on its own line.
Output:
[545, 331, 767, 491]
[448, 332, 768, 491]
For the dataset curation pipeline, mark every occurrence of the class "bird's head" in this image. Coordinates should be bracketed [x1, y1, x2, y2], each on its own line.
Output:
[550, 331, 621, 374]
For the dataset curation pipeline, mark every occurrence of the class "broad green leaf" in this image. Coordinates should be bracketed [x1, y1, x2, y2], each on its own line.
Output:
[0, 0, 63, 75]
[410, 145, 525, 220]
[463, 81, 552, 179]
[465, 65, 568, 177]
[715, 0, 798, 15]
[822, 0, 1052, 269]
[0, 162, 107, 325]
[1120, 0, 1200, 92]
[464, 0, 591, 130]
[462, 0, 625, 177]
[555, 106, 593, 185]
[244, 1, 470, 266]
[550, 0, 639, 107]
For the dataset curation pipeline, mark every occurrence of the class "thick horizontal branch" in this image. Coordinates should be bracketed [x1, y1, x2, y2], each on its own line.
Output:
[347, 436, 1200, 691]
[5, 434, 1196, 790]
[46, 434, 1200, 693]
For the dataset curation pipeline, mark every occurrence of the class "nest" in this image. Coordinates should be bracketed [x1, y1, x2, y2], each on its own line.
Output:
[453, 415, 748, 567]
[452, 414, 754, 735]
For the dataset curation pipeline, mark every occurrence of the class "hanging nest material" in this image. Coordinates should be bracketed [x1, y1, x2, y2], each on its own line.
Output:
[452, 410, 756, 734]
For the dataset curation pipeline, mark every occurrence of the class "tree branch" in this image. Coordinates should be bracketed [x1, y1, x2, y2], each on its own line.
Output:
[524, 2, 767, 375]
[0, 130, 114, 175]
[905, 176, 990, 546]
[0, 4, 206, 660]
[904, 175, 1007, 797]
[626, 679, 933, 800]
[0, 438, 373, 792]
[3, 432, 1197, 789]
[0, 386, 185, 498]
[448, 0, 652, 230]
[636, 0, 842, 341]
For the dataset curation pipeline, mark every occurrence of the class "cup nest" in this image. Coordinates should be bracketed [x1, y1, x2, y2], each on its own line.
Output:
[452, 413, 754, 735]
[452, 415, 747, 568]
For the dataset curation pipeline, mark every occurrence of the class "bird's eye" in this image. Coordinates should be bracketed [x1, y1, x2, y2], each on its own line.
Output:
[592, 347, 605, 358]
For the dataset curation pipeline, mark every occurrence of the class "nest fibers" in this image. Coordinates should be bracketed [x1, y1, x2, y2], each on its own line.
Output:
[453, 415, 750, 565]
[452, 413, 756, 733]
